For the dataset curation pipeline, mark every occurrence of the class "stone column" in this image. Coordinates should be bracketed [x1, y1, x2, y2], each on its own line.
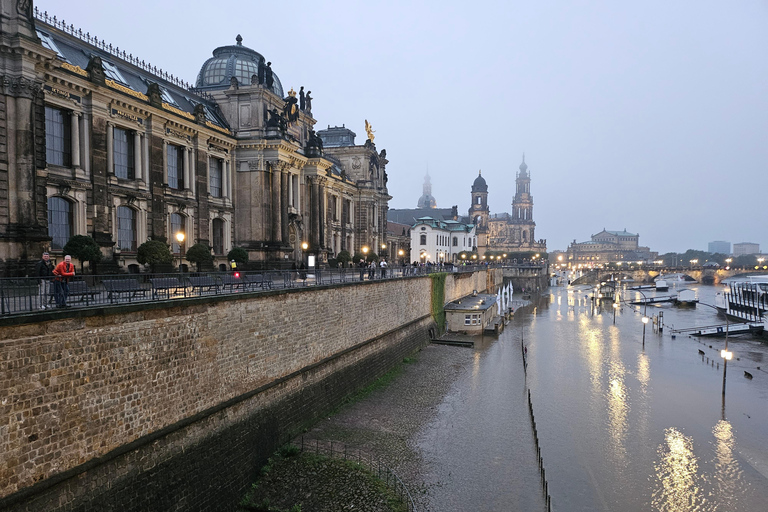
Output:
[271, 164, 281, 243]
[280, 170, 289, 243]
[134, 132, 142, 181]
[310, 178, 320, 247]
[161, 140, 167, 184]
[106, 122, 113, 174]
[225, 160, 231, 199]
[71, 113, 81, 168]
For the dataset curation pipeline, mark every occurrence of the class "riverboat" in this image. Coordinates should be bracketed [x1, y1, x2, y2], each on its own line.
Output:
[674, 289, 698, 308]
[719, 275, 768, 332]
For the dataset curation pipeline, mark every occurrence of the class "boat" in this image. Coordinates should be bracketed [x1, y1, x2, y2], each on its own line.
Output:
[655, 279, 669, 292]
[674, 289, 698, 308]
[720, 275, 768, 336]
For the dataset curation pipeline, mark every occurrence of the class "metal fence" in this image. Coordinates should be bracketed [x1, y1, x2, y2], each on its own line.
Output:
[0, 264, 494, 317]
[300, 437, 418, 512]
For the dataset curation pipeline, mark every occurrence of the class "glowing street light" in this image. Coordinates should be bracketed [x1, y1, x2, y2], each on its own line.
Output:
[175, 231, 185, 272]
[642, 315, 649, 348]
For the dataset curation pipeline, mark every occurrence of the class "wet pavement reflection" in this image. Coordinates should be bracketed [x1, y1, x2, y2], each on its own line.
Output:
[418, 283, 768, 511]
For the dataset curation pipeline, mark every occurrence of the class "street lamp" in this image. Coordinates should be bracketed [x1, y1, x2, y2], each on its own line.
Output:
[642, 315, 649, 348]
[175, 232, 185, 272]
[634, 288, 649, 348]
[725, 258, 732, 270]
[699, 302, 730, 397]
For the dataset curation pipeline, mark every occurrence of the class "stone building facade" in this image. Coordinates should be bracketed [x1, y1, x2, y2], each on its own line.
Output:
[477, 156, 546, 256]
[566, 229, 657, 266]
[0, 3, 389, 273]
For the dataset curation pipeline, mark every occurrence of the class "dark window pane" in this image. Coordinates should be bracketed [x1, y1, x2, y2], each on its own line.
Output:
[114, 128, 135, 179]
[212, 219, 224, 255]
[117, 206, 136, 251]
[45, 106, 71, 167]
[209, 158, 222, 197]
[47, 196, 72, 250]
[167, 145, 183, 189]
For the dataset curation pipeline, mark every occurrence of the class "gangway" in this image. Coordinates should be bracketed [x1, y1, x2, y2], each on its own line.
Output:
[628, 294, 677, 306]
[669, 322, 764, 337]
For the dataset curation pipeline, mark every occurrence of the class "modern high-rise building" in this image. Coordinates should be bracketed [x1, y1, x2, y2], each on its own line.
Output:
[707, 241, 731, 254]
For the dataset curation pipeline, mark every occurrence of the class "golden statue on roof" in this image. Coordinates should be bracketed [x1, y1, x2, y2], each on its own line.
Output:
[365, 119, 375, 142]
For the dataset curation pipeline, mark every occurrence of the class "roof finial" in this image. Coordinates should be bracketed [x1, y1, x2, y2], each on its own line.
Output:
[478, 169, 482, 175]
[236, 34, 243, 46]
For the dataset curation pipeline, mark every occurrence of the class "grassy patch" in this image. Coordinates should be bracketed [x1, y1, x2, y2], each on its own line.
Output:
[240, 449, 408, 512]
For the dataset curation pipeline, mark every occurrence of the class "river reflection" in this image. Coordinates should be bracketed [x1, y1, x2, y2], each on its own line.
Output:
[418, 284, 768, 511]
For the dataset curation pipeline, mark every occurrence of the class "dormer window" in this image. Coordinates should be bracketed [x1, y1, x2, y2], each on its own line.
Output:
[160, 86, 179, 107]
[37, 30, 66, 60]
[102, 60, 128, 85]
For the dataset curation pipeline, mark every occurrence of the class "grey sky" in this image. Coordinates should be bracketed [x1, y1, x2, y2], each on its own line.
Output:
[36, 0, 768, 255]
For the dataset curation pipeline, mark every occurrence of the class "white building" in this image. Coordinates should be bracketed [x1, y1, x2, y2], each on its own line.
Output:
[410, 217, 476, 263]
[733, 242, 760, 257]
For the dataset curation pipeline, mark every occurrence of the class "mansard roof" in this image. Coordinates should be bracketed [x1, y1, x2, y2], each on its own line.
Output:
[35, 12, 230, 132]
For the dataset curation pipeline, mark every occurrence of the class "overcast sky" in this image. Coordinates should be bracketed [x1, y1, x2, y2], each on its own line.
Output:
[36, 0, 768, 255]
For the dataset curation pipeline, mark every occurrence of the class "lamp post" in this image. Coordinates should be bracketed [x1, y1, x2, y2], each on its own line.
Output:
[725, 258, 732, 270]
[633, 288, 649, 348]
[699, 302, 730, 397]
[175, 232, 185, 272]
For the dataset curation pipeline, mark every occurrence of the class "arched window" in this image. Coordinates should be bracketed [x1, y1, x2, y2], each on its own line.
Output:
[47, 196, 72, 250]
[420, 234, 427, 246]
[116, 206, 136, 251]
[170, 213, 185, 254]
[212, 218, 225, 255]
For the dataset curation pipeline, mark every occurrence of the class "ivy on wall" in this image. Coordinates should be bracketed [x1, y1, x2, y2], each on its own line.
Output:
[429, 272, 447, 334]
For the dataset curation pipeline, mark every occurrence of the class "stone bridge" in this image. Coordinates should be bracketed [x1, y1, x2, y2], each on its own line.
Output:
[571, 267, 765, 286]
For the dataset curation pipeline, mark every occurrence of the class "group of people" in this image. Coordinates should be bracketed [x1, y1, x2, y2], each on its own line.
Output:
[34, 252, 76, 309]
[357, 259, 388, 280]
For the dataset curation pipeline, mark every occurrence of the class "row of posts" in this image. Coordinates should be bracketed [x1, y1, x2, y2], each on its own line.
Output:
[523, 340, 552, 512]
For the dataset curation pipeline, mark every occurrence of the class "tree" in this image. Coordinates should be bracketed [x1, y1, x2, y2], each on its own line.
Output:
[227, 247, 249, 264]
[336, 250, 352, 266]
[62, 235, 102, 273]
[185, 243, 213, 272]
[136, 240, 173, 273]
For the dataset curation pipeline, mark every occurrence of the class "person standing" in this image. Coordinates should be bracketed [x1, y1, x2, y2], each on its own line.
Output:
[379, 259, 387, 278]
[358, 259, 366, 281]
[53, 255, 75, 308]
[35, 251, 53, 309]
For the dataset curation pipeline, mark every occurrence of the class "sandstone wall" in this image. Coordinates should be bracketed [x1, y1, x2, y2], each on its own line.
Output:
[0, 271, 497, 510]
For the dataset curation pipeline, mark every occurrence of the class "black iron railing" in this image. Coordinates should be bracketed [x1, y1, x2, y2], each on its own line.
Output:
[0, 265, 493, 317]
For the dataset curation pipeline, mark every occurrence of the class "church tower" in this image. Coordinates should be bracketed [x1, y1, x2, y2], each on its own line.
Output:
[469, 170, 489, 250]
[417, 172, 437, 209]
[511, 155, 536, 244]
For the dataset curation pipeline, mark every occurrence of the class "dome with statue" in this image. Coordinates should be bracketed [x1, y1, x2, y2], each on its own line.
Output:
[196, 35, 284, 96]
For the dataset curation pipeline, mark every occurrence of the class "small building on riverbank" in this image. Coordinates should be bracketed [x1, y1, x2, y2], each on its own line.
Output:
[444, 293, 497, 334]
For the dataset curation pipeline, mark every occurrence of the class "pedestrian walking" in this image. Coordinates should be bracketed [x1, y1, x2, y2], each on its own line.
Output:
[34, 251, 53, 309]
[52, 255, 75, 308]
[368, 260, 376, 280]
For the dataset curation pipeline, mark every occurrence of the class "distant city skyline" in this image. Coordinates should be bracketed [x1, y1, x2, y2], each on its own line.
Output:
[35, 0, 768, 254]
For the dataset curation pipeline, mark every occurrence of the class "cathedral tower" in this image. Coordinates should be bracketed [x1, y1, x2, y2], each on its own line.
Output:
[417, 172, 437, 208]
[511, 155, 536, 243]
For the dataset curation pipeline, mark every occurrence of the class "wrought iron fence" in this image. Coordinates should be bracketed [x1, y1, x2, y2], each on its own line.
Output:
[0, 264, 491, 317]
[300, 437, 418, 512]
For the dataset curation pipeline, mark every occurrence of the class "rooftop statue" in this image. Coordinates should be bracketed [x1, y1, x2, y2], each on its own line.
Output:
[365, 119, 375, 142]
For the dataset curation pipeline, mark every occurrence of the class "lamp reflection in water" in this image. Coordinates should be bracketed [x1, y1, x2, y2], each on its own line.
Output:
[652, 427, 703, 511]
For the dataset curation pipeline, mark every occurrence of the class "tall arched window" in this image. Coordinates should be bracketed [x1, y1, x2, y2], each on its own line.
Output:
[116, 206, 136, 251]
[170, 213, 185, 253]
[47, 196, 72, 250]
[212, 218, 225, 255]
[420, 234, 427, 246]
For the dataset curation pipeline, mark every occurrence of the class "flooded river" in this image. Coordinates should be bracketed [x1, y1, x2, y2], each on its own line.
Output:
[418, 283, 768, 511]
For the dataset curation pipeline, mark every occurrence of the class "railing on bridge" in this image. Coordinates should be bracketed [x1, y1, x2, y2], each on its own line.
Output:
[0, 264, 499, 318]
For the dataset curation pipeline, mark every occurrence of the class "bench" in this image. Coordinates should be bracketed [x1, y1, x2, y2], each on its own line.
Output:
[103, 279, 147, 304]
[219, 274, 248, 292]
[243, 273, 272, 290]
[67, 280, 100, 304]
[150, 278, 186, 299]
[188, 276, 220, 294]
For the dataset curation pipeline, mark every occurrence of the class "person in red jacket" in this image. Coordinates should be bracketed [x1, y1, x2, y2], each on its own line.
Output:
[53, 255, 76, 308]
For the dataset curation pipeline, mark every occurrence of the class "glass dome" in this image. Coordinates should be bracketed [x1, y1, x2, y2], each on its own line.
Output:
[196, 35, 284, 97]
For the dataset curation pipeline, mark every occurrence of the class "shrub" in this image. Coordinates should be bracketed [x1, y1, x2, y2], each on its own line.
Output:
[137, 240, 174, 273]
[185, 243, 213, 272]
[62, 235, 102, 273]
